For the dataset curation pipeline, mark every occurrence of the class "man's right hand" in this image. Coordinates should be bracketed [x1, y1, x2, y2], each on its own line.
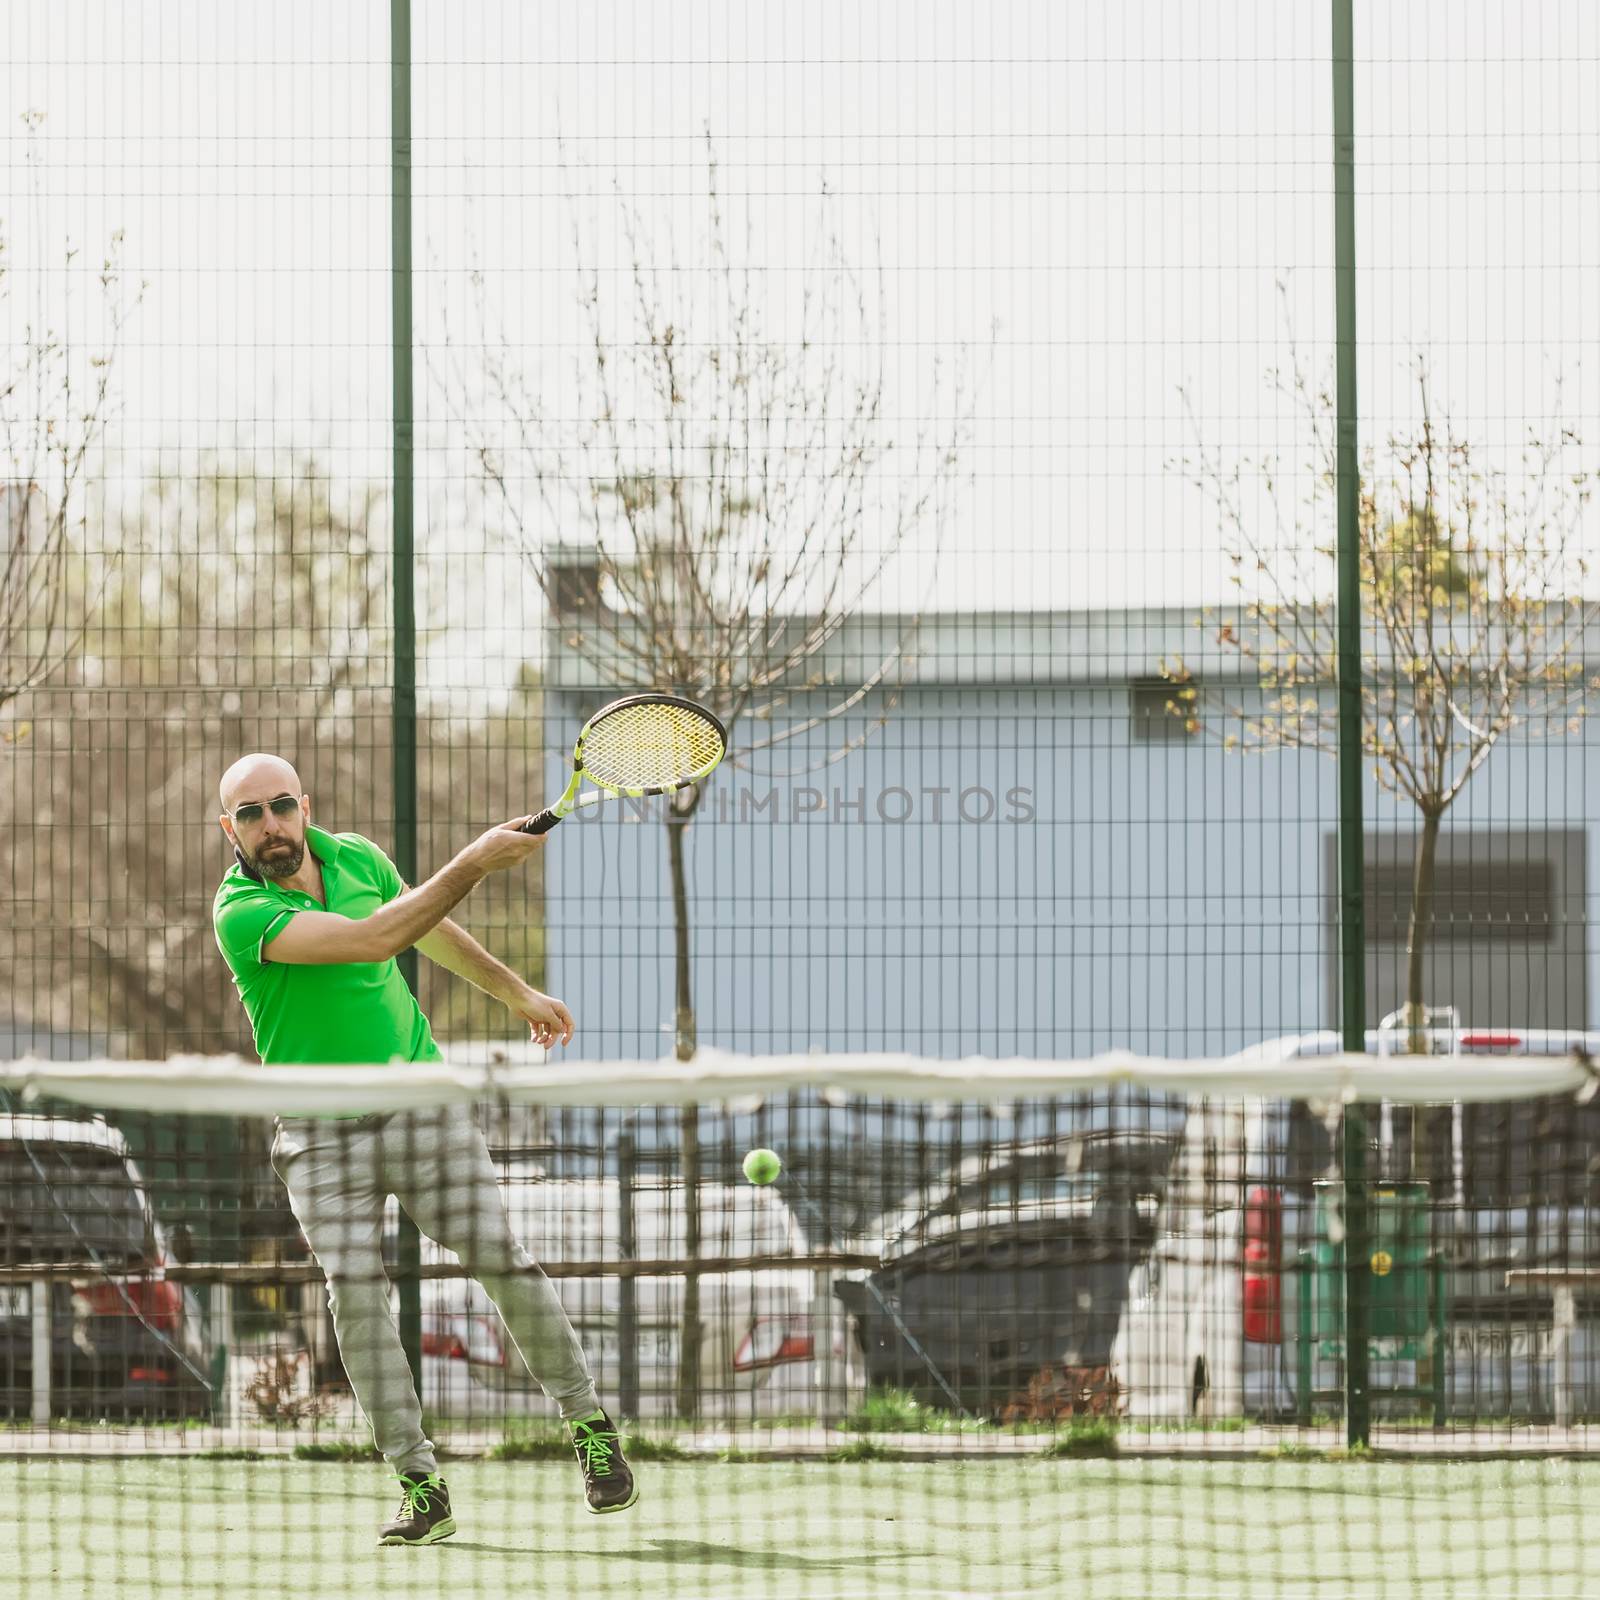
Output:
[468, 817, 549, 873]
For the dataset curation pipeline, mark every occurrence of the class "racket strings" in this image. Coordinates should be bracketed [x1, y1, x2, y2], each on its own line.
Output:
[580, 701, 724, 790]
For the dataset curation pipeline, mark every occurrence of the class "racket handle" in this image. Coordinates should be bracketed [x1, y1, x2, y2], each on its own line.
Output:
[520, 808, 563, 836]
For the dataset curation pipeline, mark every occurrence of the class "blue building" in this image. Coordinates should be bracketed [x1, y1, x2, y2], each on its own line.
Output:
[541, 604, 1597, 1065]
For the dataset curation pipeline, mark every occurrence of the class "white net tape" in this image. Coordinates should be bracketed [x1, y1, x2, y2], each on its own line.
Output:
[3, 1038, 1595, 1117]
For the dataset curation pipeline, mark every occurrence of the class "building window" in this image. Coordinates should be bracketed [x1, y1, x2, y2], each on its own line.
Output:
[1324, 829, 1585, 1031]
[548, 559, 605, 617]
[1365, 857, 1555, 944]
[1130, 677, 1198, 742]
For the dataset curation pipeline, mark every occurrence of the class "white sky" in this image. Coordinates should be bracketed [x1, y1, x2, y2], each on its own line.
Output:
[4, 0, 1599, 651]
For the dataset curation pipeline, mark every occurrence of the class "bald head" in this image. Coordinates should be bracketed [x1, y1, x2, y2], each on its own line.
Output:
[219, 753, 302, 811]
[218, 754, 311, 881]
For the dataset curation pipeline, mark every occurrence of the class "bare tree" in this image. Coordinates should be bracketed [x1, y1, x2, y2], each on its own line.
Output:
[455, 144, 973, 1052]
[5, 454, 547, 1058]
[0, 111, 141, 718]
[446, 140, 976, 1413]
[1165, 347, 1597, 1051]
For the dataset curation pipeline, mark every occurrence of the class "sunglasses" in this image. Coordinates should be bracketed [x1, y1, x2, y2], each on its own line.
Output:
[229, 794, 302, 827]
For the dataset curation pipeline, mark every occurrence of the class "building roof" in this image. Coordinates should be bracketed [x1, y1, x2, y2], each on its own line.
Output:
[545, 602, 1600, 691]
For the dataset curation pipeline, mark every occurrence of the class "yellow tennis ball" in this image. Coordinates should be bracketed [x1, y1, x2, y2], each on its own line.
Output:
[742, 1147, 782, 1185]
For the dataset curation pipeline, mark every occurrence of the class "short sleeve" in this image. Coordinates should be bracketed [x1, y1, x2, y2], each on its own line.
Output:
[214, 888, 296, 970]
[360, 836, 406, 902]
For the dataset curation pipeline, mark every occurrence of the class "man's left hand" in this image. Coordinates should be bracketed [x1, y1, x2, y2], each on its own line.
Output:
[509, 987, 575, 1049]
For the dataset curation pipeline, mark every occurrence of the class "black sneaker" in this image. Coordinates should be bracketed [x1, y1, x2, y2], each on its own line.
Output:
[569, 1409, 638, 1514]
[377, 1473, 456, 1546]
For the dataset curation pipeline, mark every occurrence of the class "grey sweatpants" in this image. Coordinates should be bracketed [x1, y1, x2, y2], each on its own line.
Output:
[271, 1105, 599, 1478]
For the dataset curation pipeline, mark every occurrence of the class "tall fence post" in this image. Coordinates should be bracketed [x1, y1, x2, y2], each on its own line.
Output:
[1331, 0, 1371, 1451]
[390, 0, 423, 1396]
[618, 1131, 640, 1421]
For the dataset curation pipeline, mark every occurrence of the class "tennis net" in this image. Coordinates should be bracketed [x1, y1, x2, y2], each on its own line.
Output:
[3, 1041, 1600, 1598]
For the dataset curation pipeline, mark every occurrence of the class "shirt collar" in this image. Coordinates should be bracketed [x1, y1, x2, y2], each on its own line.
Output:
[305, 824, 342, 863]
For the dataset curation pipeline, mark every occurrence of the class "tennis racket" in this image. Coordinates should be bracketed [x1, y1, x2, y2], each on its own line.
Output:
[520, 692, 728, 835]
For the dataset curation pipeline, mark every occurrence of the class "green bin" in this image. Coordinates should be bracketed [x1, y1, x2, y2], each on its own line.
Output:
[1309, 1181, 1432, 1357]
[1295, 1180, 1448, 1423]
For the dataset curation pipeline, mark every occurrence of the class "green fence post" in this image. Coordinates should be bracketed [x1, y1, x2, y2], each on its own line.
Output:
[1331, 0, 1370, 1453]
[390, 0, 422, 1397]
[1431, 1253, 1447, 1426]
[1297, 1253, 1314, 1426]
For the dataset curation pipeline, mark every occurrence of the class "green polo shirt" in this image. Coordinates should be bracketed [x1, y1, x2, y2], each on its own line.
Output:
[212, 824, 442, 1066]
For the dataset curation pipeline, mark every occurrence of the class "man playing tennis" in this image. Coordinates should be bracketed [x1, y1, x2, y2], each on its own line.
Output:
[211, 752, 637, 1546]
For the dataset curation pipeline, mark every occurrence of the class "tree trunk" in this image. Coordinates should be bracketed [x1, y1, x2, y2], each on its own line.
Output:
[1406, 805, 1450, 1188]
[675, 1103, 702, 1419]
[1403, 807, 1444, 1052]
[667, 786, 703, 1417]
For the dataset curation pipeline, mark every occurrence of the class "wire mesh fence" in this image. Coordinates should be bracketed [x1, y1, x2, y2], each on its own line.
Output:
[4, 1, 1600, 1595]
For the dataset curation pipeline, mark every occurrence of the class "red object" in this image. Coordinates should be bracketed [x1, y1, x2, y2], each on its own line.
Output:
[1459, 1033, 1521, 1050]
[733, 1316, 815, 1371]
[127, 1367, 172, 1383]
[1243, 1186, 1282, 1344]
[420, 1330, 467, 1360]
[77, 1272, 183, 1332]
[1243, 1274, 1281, 1345]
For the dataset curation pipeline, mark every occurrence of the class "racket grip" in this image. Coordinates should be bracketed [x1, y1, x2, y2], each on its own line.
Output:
[520, 808, 563, 836]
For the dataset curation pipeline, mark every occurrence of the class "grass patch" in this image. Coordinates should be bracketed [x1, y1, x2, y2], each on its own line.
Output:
[292, 1440, 377, 1463]
[485, 1425, 689, 1464]
[1042, 1419, 1119, 1459]
[824, 1438, 906, 1463]
[838, 1387, 998, 1435]
[621, 1433, 691, 1462]
[485, 1431, 569, 1462]
[194, 1449, 266, 1461]
[838, 1386, 1061, 1437]
[1259, 1440, 1379, 1463]
[1261, 1441, 1326, 1461]
[838, 1388, 935, 1432]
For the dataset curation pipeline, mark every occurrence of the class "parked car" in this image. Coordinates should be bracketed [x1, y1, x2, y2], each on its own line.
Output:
[0, 1114, 211, 1419]
[1110, 1027, 1600, 1422]
[834, 1119, 1182, 1415]
[382, 1161, 860, 1421]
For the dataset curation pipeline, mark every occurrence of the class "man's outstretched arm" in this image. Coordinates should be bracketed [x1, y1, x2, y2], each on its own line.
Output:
[260, 819, 544, 966]
[414, 917, 575, 1047]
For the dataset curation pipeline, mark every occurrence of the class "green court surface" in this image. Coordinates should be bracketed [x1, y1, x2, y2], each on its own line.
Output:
[4, 1457, 1597, 1600]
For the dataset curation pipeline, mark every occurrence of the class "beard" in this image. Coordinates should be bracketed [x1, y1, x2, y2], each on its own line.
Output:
[251, 838, 304, 879]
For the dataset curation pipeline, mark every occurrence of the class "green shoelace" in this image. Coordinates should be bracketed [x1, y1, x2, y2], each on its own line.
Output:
[570, 1416, 619, 1477]
[397, 1473, 444, 1517]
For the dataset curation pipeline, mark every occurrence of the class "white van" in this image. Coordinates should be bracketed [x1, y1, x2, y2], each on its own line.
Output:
[388, 1163, 860, 1422]
[1110, 1028, 1600, 1423]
